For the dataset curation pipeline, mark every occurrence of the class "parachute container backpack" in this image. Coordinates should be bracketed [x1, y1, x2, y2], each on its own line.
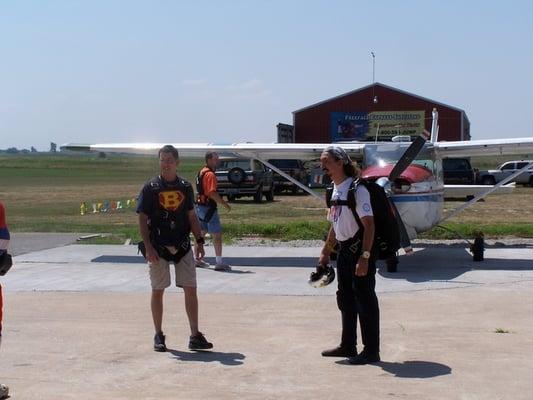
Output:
[326, 178, 401, 260]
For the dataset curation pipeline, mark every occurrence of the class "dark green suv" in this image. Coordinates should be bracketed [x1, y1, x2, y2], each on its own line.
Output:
[215, 157, 275, 203]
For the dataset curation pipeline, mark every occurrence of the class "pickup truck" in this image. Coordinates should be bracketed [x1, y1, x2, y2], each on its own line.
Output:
[442, 158, 476, 185]
[477, 160, 533, 186]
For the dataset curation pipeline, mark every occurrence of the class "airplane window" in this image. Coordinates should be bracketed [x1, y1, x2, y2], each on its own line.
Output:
[413, 159, 433, 171]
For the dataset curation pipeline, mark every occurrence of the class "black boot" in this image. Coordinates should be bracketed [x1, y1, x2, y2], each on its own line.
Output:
[348, 347, 380, 364]
[321, 345, 357, 357]
[322, 312, 357, 357]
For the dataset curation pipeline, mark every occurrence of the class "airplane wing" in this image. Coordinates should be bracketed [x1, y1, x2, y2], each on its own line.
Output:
[444, 183, 515, 198]
[63, 136, 533, 159]
[61, 142, 366, 160]
[434, 137, 533, 157]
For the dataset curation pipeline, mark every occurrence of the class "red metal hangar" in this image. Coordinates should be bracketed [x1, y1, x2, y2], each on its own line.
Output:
[287, 83, 469, 143]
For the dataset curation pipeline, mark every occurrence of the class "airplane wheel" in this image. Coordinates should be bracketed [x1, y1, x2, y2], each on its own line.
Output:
[386, 256, 398, 273]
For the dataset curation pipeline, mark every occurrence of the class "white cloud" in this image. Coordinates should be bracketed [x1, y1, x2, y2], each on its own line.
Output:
[228, 79, 271, 99]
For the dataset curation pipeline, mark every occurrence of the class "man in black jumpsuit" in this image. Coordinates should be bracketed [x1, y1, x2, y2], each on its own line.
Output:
[318, 146, 380, 364]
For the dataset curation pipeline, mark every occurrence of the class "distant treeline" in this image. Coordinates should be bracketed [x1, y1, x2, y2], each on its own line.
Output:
[0, 147, 42, 154]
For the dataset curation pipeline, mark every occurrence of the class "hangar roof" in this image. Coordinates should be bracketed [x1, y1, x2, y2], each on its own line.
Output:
[293, 82, 468, 122]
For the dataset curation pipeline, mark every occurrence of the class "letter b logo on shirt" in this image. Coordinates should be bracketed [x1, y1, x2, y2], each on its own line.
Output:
[159, 191, 184, 211]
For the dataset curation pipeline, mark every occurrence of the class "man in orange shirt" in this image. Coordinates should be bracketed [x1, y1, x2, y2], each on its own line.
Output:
[195, 152, 232, 271]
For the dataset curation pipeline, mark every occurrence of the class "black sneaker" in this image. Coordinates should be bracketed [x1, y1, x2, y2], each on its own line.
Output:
[154, 332, 167, 352]
[321, 345, 357, 357]
[189, 332, 213, 351]
[348, 348, 380, 364]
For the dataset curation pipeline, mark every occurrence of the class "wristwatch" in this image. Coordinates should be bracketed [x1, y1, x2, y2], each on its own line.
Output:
[361, 251, 371, 259]
[196, 237, 205, 245]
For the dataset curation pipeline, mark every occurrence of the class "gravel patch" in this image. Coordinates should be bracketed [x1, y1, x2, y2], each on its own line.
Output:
[228, 237, 533, 248]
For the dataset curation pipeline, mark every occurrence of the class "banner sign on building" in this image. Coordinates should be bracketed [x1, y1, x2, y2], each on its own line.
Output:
[330, 111, 425, 141]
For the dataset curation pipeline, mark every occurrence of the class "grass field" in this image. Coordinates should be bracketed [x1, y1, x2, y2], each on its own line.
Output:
[1, 153, 532, 243]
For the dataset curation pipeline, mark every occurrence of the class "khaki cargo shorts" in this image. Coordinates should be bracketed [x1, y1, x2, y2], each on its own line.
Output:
[149, 249, 197, 289]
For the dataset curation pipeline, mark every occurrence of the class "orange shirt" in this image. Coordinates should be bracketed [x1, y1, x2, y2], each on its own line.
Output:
[199, 167, 217, 203]
[0, 202, 5, 227]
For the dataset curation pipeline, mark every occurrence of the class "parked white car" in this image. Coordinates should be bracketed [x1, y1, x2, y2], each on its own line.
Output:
[477, 160, 533, 186]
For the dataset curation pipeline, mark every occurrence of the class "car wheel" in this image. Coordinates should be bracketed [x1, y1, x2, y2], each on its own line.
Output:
[265, 186, 274, 202]
[253, 187, 263, 203]
[228, 167, 246, 185]
[529, 176, 533, 187]
[482, 176, 496, 185]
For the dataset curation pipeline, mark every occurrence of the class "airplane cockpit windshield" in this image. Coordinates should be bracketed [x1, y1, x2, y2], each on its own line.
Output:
[362, 144, 443, 182]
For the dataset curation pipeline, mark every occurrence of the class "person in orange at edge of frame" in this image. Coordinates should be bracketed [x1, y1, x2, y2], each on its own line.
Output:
[0, 202, 11, 399]
[194, 151, 232, 271]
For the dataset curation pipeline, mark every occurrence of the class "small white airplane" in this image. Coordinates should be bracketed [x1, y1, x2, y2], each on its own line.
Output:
[62, 111, 533, 271]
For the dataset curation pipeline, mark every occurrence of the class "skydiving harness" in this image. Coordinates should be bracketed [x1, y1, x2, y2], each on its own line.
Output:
[326, 178, 400, 260]
[138, 176, 192, 263]
[195, 167, 218, 223]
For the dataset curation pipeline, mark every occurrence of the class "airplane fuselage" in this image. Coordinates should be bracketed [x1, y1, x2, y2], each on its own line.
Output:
[360, 143, 444, 239]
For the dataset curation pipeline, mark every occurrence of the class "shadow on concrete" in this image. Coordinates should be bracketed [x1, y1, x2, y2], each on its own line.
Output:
[378, 360, 452, 378]
[336, 359, 451, 378]
[168, 349, 245, 366]
[378, 246, 533, 283]
[91, 255, 317, 268]
[210, 268, 254, 275]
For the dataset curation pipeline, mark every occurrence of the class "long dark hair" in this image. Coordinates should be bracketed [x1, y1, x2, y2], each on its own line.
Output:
[343, 162, 358, 178]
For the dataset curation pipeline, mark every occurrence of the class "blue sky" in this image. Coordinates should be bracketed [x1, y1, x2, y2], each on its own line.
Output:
[1, 0, 532, 150]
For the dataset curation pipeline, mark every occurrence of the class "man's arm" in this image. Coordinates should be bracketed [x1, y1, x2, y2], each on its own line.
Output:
[355, 215, 374, 276]
[138, 212, 159, 263]
[188, 209, 205, 260]
[207, 191, 231, 211]
[319, 225, 336, 266]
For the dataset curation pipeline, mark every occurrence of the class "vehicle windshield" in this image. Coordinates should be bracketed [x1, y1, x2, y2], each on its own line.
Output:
[219, 160, 250, 170]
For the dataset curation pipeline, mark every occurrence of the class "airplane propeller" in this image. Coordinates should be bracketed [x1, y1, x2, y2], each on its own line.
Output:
[388, 135, 427, 182]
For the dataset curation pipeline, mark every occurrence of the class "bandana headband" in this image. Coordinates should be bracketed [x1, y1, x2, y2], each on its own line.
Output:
[322, 146, 352, 165]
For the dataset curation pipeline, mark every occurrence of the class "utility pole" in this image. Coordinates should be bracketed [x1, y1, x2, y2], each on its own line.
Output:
[371, 52, 377, 104]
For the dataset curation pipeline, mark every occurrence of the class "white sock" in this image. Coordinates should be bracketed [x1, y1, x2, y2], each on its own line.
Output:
[216, 256, 223, 265]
